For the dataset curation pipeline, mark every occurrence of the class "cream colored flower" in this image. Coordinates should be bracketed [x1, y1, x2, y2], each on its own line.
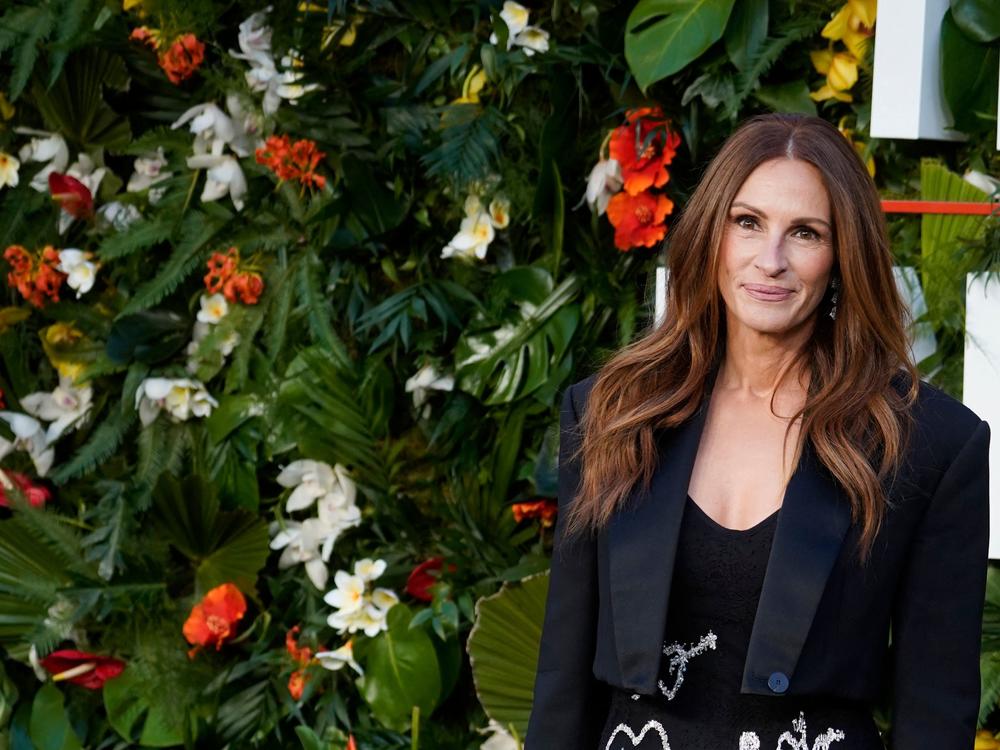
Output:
[134, 377, 218, 426]
[0, 151, 19, 189]
[584, 158, 623, 216]
[196, 293, 229, 324]
[324, 570, 367, 614]
[315, 640, 363, 676]
[55, 249, 98, 298]
[489, 196, 510, 228]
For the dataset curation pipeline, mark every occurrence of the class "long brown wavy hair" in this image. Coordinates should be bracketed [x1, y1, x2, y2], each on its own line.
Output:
[565, 113, 919, 565]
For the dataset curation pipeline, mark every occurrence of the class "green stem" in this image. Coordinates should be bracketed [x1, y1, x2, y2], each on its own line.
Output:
[411, 706, 420, 750]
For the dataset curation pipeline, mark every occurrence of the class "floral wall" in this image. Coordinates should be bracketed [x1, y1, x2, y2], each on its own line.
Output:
[0, 1, 997, 749]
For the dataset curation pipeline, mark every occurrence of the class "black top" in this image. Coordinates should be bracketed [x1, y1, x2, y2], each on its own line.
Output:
[597, 495, 886, 749]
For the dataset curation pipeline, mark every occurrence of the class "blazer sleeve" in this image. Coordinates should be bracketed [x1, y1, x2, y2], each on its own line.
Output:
[524, 382, 610, 749]
[890, 418, 991, 750]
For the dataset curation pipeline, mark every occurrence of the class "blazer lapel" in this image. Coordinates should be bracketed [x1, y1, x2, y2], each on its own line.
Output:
[607, 391, 712, 693]
[606, 380, 852, 695]
[740, 436, 852, 694]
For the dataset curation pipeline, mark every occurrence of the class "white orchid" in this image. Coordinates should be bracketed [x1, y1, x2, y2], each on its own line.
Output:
[315, 640, 364, 676]
[277, 459, 357, 513]
[127, 147, 173, 202]
[231, 8, 274, 63]
[21, 375, 93, 443]
[583, 157, 622, 216]
[270, 518, 338, 590]
[324, 570, 367, 615]
[16, 130, 69, 192]
[0, 151, 19, 189]
[405, 363, 454, 417]
[353, 557, 387, 582]
[488, 196, 510, 229]
[97, 201, 142, 232]
[185, 154, 248, 211]
[55, 249, 98, 298]
[513, 26, 549, 56]
[0, 412, 54, 476]
[134, 377, 218, 426]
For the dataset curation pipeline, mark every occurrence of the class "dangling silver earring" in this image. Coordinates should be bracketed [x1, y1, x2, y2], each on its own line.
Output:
[828, 277, 839, 320]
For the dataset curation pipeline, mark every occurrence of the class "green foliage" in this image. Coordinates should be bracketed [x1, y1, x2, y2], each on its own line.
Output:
[940, 9, 1000, 134]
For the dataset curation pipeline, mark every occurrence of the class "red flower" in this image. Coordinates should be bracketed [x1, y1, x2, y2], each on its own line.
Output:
[347, 735, 358, 750]
[158, 33, 205, 85]
[608, 106, 681, 197]
[405, 557, 457, 602]
[40, 649, 126, 690]
[0, 472, 51, 508]
[129, 26, 159, 50]
[204, 247, 264, 305]
[512, 499, 558, 527]
[182, 583, 247, 657]
[255, 135, 326, 190]
[48, 173, 93, 219]
[605, 190, 674, 251]
[285, 625, 314, 665]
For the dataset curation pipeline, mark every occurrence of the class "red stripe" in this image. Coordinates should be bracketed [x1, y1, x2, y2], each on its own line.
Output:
[880, 199, 999, 215]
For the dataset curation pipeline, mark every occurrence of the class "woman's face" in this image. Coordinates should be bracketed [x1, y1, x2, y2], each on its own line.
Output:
[717, 158, 836, 339]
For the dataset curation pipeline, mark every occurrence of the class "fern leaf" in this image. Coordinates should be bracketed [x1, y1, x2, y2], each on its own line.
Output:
[297, 250, 350, 368]
[118, 212, 226, 316]
[223, 303, 265, 394]
[98, 215, 174, 261]
[46, 0, 91, 87]
[263, 263, 295, 365]
[9, 8, 53, 100]
[421, 105, 504, 189]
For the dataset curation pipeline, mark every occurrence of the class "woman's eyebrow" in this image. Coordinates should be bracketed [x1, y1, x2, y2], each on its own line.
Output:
[730, 201, 831, 229]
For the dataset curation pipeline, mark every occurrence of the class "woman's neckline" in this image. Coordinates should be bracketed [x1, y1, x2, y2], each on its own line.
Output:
[685, 494, 780, 534]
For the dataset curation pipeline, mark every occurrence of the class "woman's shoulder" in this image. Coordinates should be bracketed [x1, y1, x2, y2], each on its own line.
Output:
[890, 370, 988, 464]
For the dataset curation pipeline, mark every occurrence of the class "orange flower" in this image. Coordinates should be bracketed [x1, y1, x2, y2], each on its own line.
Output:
[204, 247, 264, 305]
[285, 625, 314, 664]
[182, 583, 247, 657]
[512, 499, 558, 527]
[288, 669, 308, 700]
[158, 34, 205, 85]
[255, 135, 326, 189]
[129, 26, 159, 50]
[4, 244, 66, 308]
[608, 107, 681, 196]
[347, 735, 358, 750]
[605, 191, 674, 251]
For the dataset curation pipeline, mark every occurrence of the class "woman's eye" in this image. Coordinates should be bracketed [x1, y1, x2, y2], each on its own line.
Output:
[734, 215, 757, 230]
[794, 227, 820, 241]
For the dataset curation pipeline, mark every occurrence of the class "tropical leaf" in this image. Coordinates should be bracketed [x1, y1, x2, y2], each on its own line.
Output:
[455, 268, 581, 405]
[625, 0, 737, 92]
[467, 572, 549, 737]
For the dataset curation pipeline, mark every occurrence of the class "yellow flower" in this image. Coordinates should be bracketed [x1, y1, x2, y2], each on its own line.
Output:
[41, 323, 96, 381]
[0, 93, 13, 121]
[836, 117, 875, 178]
[322, 16, 363, 49]
[453, 66, 487, 105]
[809, 49, 858, 102]
[122, 0, 144, 9]
[975, 729, 1000, 750]
[822, 0, 876, 59]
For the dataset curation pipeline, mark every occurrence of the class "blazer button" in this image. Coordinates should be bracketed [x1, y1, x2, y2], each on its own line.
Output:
[767, 671, 789, 693]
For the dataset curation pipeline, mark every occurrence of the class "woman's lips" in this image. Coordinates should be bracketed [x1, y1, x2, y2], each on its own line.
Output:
[742, 283, 793, 301]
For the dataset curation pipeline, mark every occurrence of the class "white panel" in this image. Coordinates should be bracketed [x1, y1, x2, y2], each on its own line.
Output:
[871, 0, 965, 142]
[655, 265, 668, 328]
[893, 265, 938, 366]
[963, 272, 1000, 559]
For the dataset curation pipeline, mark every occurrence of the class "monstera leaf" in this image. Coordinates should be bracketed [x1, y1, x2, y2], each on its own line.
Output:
[467, 571, 549, 738]
[625, 0, 737, 92]
[455, 268, 580, 405]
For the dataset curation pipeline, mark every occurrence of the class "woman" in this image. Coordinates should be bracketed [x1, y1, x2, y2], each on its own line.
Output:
[525, 113, 991, 750]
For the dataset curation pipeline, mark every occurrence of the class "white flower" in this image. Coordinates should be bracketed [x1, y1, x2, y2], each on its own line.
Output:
[353, 558, 387, 583]
[270, 518, 335, 589]
[185, 154, 247, 211]
[277, 459, 357, 513]
[584, 157, 622, 216]
[328, 602, 390, 637]
[324, 570, 367, 615]
[488, 196, 510, 229]
[127, 147, 173, 202]
[21, 375, 93, 443]
[370, 587, 399, 612]
[55, 249, 98, 298]
[0, 151, 19, 189]
[513, 26, 549, 55]
[489, 1, 531, 49]
[134, 377, 218, 426]
[441, 210, 495, 260]
[16, 130, 69, 192]
[196, 293, 229, 324]
[405, 363, 454, 416]
[963, 169, 1000, 197]
[97, 201, 142, 232]
[0, 412, 54, 476]
[315, 640, 363, 676]
[479, 720, 520, 750]
[232, 8, 274, 62]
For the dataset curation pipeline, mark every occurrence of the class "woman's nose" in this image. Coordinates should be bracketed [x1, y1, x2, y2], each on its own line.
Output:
[754, 232, 789, 276]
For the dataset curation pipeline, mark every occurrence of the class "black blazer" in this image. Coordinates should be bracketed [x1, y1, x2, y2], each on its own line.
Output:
[526, 371, 991, 749]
